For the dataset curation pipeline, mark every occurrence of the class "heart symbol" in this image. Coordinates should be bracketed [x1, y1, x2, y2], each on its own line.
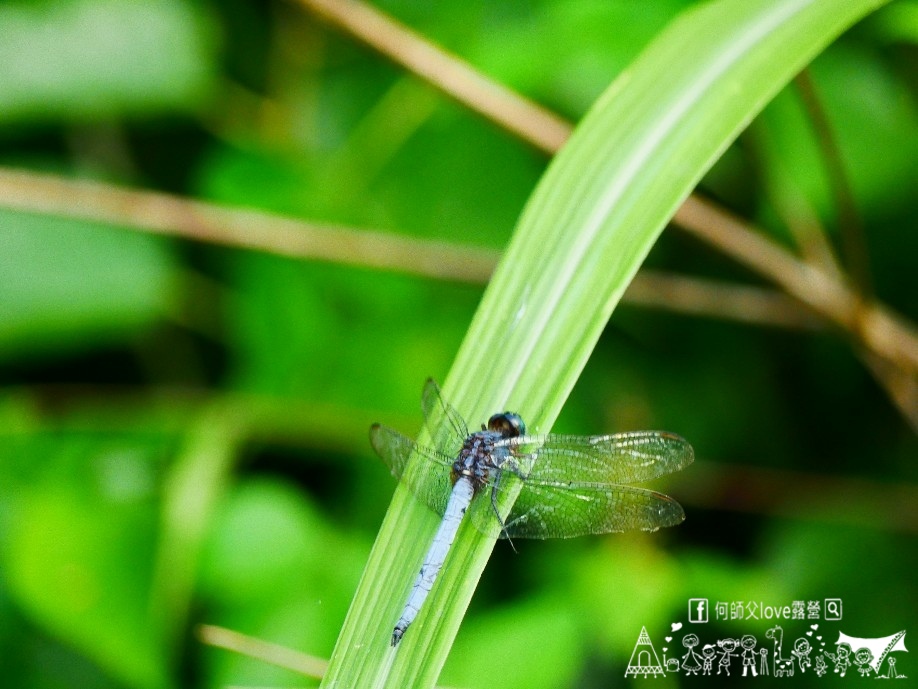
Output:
[663, 647, 669, 653]
[672, 622, 683, 632]
[817, 636, 823, 641]
[665, 637, 673, 642]
[811, 624, 819, 630]
[806, 631, 813, 636]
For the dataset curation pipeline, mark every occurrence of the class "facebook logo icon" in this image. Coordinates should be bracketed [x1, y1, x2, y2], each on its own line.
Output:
[689, 598, 709, 623]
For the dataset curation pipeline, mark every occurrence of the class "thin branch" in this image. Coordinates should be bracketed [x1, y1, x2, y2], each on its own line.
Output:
[674, 196, 918, 373]
[198, 624, 328, 679]
[294, 0, 918, 382]
[0, 166, 818, 331]
[0, 167, 497, 284]
[769, 178, 843, 280]
[794, 69, 872, 295]
[859, 351, 918, 433]
[2, 0, 915, 419]
[197, 624, 462, 688]
[292, 0, 571, 152]
[622, 270, 821, 330]
[748, 122, 844, 279]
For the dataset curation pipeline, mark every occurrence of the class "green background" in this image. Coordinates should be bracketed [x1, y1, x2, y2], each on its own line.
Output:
[0, 0, 915, 687]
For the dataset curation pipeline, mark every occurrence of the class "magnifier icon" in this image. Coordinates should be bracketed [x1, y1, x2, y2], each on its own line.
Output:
[825, 599, 842, 620]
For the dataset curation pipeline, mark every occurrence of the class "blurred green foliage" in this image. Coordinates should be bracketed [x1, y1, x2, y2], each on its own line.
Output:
[0, 1, 915, 688]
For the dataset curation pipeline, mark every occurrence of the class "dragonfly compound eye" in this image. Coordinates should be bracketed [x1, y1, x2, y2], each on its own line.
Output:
[487, 412, 526, 438]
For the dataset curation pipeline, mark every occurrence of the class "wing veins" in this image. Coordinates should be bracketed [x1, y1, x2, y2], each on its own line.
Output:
[500, 430, 693, 484]
[502, 482, 685, 539]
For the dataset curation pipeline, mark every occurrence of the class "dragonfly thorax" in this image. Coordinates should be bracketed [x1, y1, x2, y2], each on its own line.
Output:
[450, 412, 525, 492]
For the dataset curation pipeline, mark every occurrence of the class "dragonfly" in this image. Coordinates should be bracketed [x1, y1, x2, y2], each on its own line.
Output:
[370, 379, 693, 646]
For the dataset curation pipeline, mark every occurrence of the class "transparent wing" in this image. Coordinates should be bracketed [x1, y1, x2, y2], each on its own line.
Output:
[421, 378, 469, 444]
[489, 430, 692, 538]
[500, 481, 686, 539]
[369, 423, 454, 517]
[500, 430, 693, 484]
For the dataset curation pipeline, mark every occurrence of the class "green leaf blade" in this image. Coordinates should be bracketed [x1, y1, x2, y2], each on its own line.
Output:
[321, 0, 890, 686]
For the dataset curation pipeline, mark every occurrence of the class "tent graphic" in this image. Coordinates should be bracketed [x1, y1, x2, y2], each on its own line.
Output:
[835, 630, 907, 674]
[625, 626, 666, 678]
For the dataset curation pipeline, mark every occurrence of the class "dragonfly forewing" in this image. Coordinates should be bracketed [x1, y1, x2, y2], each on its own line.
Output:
[421, 378, 469, 445]
[501, 430, 693, 485]
[369, 423, 454, 517]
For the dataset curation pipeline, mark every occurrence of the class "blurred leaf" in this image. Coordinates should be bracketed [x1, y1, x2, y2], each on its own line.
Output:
[196, 147, 477, 402]
[367, 108, 539, 245]
[0, 0, 218, 124]
[808, 48, 918, 215]
[755, 521, 918, 642]
[149, 410, 239, 657]
[868, 0, 918, 44]
[0, 209, 176, 360]
[1, 434, 170, 689]
[444, 593, 583, 689]
[200, 479, 366, 687]
[756, 45, 918, 224]
[472, 0, 691, 113]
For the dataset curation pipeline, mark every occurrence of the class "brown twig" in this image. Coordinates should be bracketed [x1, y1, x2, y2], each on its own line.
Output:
[292, 0, 572, 152]
[2, 0, 915, 418]
[747, 122, 843, 279]
[794, 69, 872, 295]
[622, 270, 820, 330]
[198, 623, 462, 688]
[0, 166, 817, 330]
[674, 196, 918, 373]
[293, 0, 918, 384]
[859, 351, 918, 433]
[0, 167, 497, 283]
[198, 624, 328, 679]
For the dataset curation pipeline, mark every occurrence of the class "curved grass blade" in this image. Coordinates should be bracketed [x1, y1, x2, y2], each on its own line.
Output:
[320, 1, 890, 686]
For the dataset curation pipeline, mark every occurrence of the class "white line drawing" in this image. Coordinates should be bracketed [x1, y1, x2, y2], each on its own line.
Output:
[880, 656, 905, 679]
[716, 638, 739, 676]
[740, 635, 758, 677]
[701, 644, 716, 675]
[825, 598, 843, 620]
[854, 647, 875, 677]
[766, 625, 795, 677]
[625, 626, 666, 678]
[759, 647, 770, 676]
[625, 624, 908, 680]
[659, 634, 681, 674]
[824, 642, 852, 676]
[660, 643, 680, 674]
[814, 653, 828, 676]
[791, 637, 813, 673]
[834, 630, 907, 676]
[681, 633, 702, 675]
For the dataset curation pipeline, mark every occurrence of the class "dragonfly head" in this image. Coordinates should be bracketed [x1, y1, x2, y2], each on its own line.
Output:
[487, 412, 525, 438]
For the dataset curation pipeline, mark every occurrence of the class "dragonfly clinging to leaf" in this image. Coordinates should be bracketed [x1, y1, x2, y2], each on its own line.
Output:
[370, 379, 693, 646]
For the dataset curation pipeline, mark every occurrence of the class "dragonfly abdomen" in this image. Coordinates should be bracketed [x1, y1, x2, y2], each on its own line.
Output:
[392, 476, 475, 646]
